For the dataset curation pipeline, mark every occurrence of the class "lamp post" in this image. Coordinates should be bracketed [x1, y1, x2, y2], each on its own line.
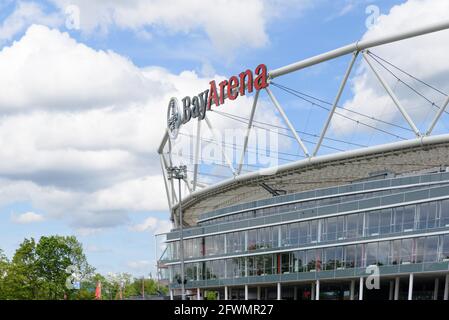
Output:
[167, 165, 187, 300]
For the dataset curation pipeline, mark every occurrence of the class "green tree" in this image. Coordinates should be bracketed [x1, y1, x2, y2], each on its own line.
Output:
[0, 249, 9, 299]
[3, 236, 93, 300]
[4, 238, 41, 299]
[35, 235, 94, 299]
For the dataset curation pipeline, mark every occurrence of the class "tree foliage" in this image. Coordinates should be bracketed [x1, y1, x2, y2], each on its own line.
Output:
[0, 236, 168, 300]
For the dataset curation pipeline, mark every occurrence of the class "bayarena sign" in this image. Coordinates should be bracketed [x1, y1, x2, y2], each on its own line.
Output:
[167, 64, 269, 139]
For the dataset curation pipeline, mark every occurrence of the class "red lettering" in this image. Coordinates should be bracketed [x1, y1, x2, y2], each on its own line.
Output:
[227, 76, 239, 100]
[239, 69, 253, 96]
[254, 64, 268, 90]
[218, 80, 228, 105]
[207, 80, 219, 109]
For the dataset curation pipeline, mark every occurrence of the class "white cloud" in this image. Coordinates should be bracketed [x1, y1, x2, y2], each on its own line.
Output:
[0, 25, 286, 232]
[0, 1, 62, 43]
[47, 0, 313, 54]
[331, 0, 449, 137]
[130, 217, 172, 235]
[0, 24, 163, 112]
[11, 211, 44, 224]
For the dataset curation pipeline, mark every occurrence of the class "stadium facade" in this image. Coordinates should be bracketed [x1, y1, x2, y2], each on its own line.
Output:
[157, 21, 449, 300]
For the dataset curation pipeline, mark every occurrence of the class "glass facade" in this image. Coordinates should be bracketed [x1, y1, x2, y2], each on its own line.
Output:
[170, 234, 449, 282]
[166, 199, 449, 260]
[161, 173, 449, 294]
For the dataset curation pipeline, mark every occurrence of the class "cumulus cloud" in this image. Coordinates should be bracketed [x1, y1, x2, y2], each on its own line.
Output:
[130, 217, 172, 235]
[11, 211, 44, 224]
[330, 0, 449, 137]
[0, 1, 62, 43]
[0, 25, 285, 232]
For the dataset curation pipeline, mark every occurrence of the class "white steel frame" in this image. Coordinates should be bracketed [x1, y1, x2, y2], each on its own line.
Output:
[158, 20, 449, 217]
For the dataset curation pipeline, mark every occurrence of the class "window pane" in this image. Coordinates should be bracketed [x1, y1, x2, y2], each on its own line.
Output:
[441, 199, 449, 227]
[380, 209, 392, 234]
[401, 238, 413, 264]
[368, 211, 380, 235]
[442, 235, 449, 261]
[423, 236, 439, 262]
[403, 206, 415, 231]
[324, 247, 336, 270]
[418, 203, 429, 230]
[326, 217, 337, 241]
[366, 242, 378, 266]
[345, 245, 355, 268]
[394, 207, 403, 233]
[378, 241, 389, 266]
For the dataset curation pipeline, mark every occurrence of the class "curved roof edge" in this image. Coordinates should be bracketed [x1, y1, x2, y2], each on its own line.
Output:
[175, 133, 449, 211]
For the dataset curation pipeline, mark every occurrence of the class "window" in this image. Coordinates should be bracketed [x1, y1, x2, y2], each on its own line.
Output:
[378, 241, 389, 266]
[391, 240, 401, 265]
[394, 207, 404, 233]
[380, 209, 392, 234]
[423, 236, 439, 263]
[289, 223, 299, 246]
[441, 199, 449, 227]
[355, 244, 365, 268]
[418, 203, 429, 230]
[310, 220, 318, 243]
[401, 238, 413, 264]
[337, 216, 345, 240]
[366, 242, 378, 266]
[293, 251, 305, 272]
[324, 247, 336, 270]
[306, 250, 316, 271]
[347, 214, 361, 239]
[335, 247, 344, 269]
[367, 211, 380, 236]
[442, 235, 449, 261]
[227, 232, 244, 253]
[428, 202, 439, 228]
[281, 253, 290, 274]
[344, 245, 356, 268]
[205, 234, 224, 256]
[299, 222, 308, 244]
[403, 206, 416, 231]
[325, 217, 337, 241]
[415, 238, 424, 263]
[247, 229, 257, 251]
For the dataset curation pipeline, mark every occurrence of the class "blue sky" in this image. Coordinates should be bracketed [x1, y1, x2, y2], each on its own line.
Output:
[1, 0, 449, 278]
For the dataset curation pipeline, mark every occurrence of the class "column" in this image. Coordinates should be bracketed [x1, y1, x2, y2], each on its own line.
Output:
[170, 289, 174, 300]
[293, 286, 298, 301]
[197, 288, 201, 300]
[311, 282, 315, 300]
[394, 277, 400, 300]
[408, 273, 414, 301]
[359, 277, 364, 300]
[389, 280, 394, 300]
[245, 285, 249, 300]
[277, 282, 282, 300]
[444, 274, 449, 300]
[257, 286, 261, 300]
[224, 286, 228, 300]
[433, 278, 439, 301]
[350, 280, 355, 300]
[315, 280, 320, 301]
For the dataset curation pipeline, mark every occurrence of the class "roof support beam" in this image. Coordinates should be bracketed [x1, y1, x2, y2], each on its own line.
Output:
[313, 51, 359, 156]
[427, 95, 449, 135]
[270, 20, 449, 78]
[266, 87, 310, 157]
[237, 90, 260, 175]
[363, 51, 421, 137]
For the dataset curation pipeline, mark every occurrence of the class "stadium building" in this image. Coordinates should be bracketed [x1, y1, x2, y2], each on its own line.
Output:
[157, 21, 449, 300]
